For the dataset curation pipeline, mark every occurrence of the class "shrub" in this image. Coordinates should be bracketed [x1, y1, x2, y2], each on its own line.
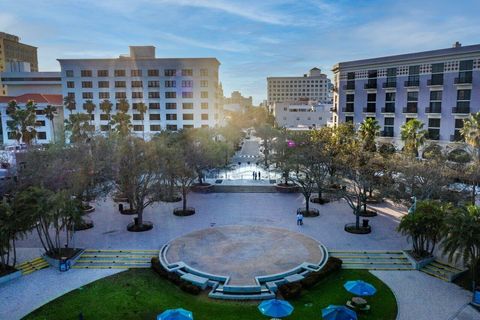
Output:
[301, 257, 343, 289]
[151, 257, 201, 295]
[278, 282, 302, 300]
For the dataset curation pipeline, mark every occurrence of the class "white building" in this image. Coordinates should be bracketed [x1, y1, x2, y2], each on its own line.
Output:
[267, 68, 332, 105]
[0, 71, 61, 96]
[0, 93, 64, 146]
[58, 46, 222, 136]
[272, 101, 332, 130]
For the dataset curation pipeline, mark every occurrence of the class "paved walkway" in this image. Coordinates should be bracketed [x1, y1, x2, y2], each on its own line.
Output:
[0, 268, 123, 320]
[371, 270, 475, 320]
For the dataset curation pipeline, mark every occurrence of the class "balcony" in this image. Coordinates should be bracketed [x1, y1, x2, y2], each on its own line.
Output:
[403, 103, 418, 113]
[342, 107, 354, 113]
[450, 132, 464, 142]
[454, 76, 473, 84]
[425, 105, 442, 114]
[381, 130, 394, 137]
[364, 81, 377, 89]
[382, 81, 397, 88]
[452, 106, 470, 114]
[343, 83, 355, 90]
[363, 107, 376, 113]
[404, 80, 420, 87]
[381, 106, 395, 113]
[427, 78, 444, 86]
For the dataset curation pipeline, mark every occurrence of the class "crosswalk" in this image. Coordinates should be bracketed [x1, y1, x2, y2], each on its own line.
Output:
[72, 249, 159, 269]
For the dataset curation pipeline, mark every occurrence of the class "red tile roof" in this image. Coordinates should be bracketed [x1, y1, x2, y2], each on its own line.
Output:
[0, 94, 63, 105]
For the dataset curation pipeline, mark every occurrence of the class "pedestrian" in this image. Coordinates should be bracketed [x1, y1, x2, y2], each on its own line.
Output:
[296, 212, 304, 225]
[252, 171, 255, 180]
[258, 171, 261, 180]
[299, 212, 304, 225]
[254, 172, 257, 180]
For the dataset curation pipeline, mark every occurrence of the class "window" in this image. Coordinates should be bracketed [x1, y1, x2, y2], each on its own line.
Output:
[455, 89, 471, 113]
[201, 102, 208, 109]
[459, 60, 473, 71]
[429, 91, 442, 113]
[35, 120, 46, 126]
[131, 81, 143, 88]
[165, 92, 176, 98]
[100, 125, 110, 131]
[201, 114, 209, 120]
[67, 92, 75, 99]
[183, 114, 194, 120]
[150, 125, 161, 131]
[100, 114, 110, 121]
[82, 81, 93, 88]
[166, 114, 177, 120]
[165, 80, 176, 87]
[131, 69, 142, 77]
[166, 103, 177, 110]
[428, 118, 441, 140]
[457, 60, 473, 84]
[182, 69, 193, 76]
[149, 103, 160, 109]
[66, 70, 74, 77]
[133, 125, 144, 131]
[99, 92, 110, 99]
[165, 69, 176, 76]
[98, 70, 109, 77]
[345, 116, 354, 123]
[428, 118, 441, 128]
[115, 92, 127, 99]
[114, 69, 126, 77]
[384, 92, 395, 112]
[431, 63, 444, 73]
[407, 65, 420, 86]
[132, 92, 143, 99]
[37, 132, 47, 140]
[81, 70, 92, 77]
[82, 92, 93, 99]
[166, 124, 177, 130]
[115, 81, 126, 88]
[148, 69, 159, 77]
[182, 92, 193, 98]
[182, 80, 193, 87]
[457, 89, 471, 101]
[366, 93, 376, 112]
[148, 81, 159, 88]
[430, 63, 444, 85]
[200, 80, 208, 87]
[149, 114, 161, 120]
[200, 69, 208, 76]
[405, 91, 418, 112]
[67, 81, 75, 88]
[98, 81, 109, 88]
[345, 94, 354, 112]
[133, 114, 143, 120]
[183, 125, 194, 129]
[201, 91, 208, 98]
[383, 117, 394, 137]
[148, 92, 160, 99]
[182, 103, 193, 109]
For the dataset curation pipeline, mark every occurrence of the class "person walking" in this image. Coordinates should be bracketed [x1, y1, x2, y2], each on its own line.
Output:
[296, 212, 304, 225]
[258, 171, 261, 180]
[252, 171, 256, 180]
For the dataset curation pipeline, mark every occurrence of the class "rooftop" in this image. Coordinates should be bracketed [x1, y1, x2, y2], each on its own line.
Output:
[0, 93, 63, 105]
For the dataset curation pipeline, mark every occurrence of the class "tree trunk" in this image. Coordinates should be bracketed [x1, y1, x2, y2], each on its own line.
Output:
[137, 207, 143, 226]
[355, 201, 361, 229]
[305, 195, 310, 212]
[182, 187, 187, 212]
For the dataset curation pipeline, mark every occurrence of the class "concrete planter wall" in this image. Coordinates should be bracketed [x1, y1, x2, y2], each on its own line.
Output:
[403, 250, 435, 270]
[191, 184, 214, 193]
[43, 249, 85, 270]
[275, 184, 299, 193]
[0, 270, 22, 285]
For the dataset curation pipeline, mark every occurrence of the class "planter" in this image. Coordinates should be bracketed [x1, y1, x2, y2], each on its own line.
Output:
[43, 248, 84, 270]
[310, 197, 330, 205]
[160, 195, 182, 203]
[344, 223, 371, 234]
[74, 219, 94, 231]
[297, 207, 320, 217]
[359, 208, 378, 217]
[191, 183, 214, 193]
[403, 250, 435, 270]
[0, 267, 22, 285]
[118, 203, 137, 215]
[173, 207, 196, 216]
[127, 220, 153, 232]
[82, 204, 95, 213]
[275, 183, 299, 193]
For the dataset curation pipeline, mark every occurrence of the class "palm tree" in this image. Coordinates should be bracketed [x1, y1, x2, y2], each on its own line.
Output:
[6, 100, 38, 145]
[63, 96, 76, 114]
[44, 105, 57, 143]
[136, 102, 148, 140]
[110, 112, 132, 137]
[83, 100, 96, 129]
[117, 98, 130, 113]
[358, 118, 380, 152]
[400, 119, 427, 157]
[461, 112, 480, 162]
[442, 205, 480, 291]
[100, 99, 113, 133]
[64, 113, 93, 143]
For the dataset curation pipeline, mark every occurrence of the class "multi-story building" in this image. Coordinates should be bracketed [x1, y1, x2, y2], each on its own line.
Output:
[272, 101, 332, 130]
[0, 32, 38, 95]
[332, 43, 480, 147]
[223, 91, 253, 112]
[0, 93, 64, 145]
[0, 71, 61, 96]
[267, 68, 331, 105]
[58, 46, 222, 136]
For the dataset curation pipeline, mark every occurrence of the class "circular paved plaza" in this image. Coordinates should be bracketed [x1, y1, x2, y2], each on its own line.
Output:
[164, 225, 325, 285]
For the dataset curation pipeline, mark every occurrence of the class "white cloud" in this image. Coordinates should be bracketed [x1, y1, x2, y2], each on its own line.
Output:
[154, 32, 252, 53]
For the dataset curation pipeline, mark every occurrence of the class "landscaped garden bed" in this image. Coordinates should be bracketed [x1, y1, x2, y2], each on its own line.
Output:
[297, 207, 320, 217]
[275, 183, 299, 193]
[173, 207, 196, 216]
[310, 197, 330, 204]
[344, 223, 372, 234]
[127, 219, 153, 232]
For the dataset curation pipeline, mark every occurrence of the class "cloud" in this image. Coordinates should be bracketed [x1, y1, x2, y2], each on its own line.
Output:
[154, 32, 252, 53]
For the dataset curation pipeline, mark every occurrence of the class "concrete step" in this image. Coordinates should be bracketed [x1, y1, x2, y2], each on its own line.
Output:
[329, 250, 414, 270]
[213, 185, 277, 193]
[420, 267, 450, 281]
[342, 264, 413, 270]
[18, 257, 49, 275]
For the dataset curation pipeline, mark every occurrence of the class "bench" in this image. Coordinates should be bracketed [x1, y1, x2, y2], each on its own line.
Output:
[181, 273, 209, 289]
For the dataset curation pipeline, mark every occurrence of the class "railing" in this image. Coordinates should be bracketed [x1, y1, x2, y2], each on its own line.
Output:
[381, 107, 395, 113]
[427, 132, 440, 140]
[404, 80, 420, 87]
[382, 81, 397, 88]
[454, 76, 472, 84]
[381, 130, 394, 137]
[342, 107, 354, 113]
[343, 83, 355, 90]
[425, 106, 441, 113]
[452, 107, 470, 114]
[403, 104, 418, 113]
[363, 107, 376, 113]
[427, 78, 444, 86]
[364, 82, 377, 89]
[450, 133, 464, 142]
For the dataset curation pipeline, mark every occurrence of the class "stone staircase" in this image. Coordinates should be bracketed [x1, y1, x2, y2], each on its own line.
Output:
[72, 249, 158, 269]
[329, 250, 414, 270]
[17, 257, 49, 275]
[420, 260, 466, 282]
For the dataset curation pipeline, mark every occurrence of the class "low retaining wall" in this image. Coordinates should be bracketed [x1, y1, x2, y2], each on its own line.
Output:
[43, 249, 85, 270]
[0, 270, 22, 285]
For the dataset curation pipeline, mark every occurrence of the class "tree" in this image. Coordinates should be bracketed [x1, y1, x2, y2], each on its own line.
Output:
[6, 100, 38, 145]
[136, 102, 148, 139]
[111, 99, 132, 137]
[64, 113, 94, 143]
[358, 118, 380, 152]
[400, 119, 427, 157]
[422, 143, 443, 160]
[273, 129, 300, 185]
[398, 200, 448, 258]
[83, 100, 96, 127]
[255, 124, 277, 167]
[44, 105, 57, 143]
[63, 95, 76, 114]
[100, 99, 113, 133]
[461, 112, 480, 162]
[442, 204, 480, 291]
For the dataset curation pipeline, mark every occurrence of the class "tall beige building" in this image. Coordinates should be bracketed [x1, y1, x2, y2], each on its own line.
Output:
[0, 32, 38, 95]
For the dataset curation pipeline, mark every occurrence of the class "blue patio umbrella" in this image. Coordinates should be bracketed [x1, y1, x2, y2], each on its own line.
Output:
[322, 305, 357, 320]
[157, 308, 193, 320]
[258, 299, 294, 318]
[344, 280, 377, 296]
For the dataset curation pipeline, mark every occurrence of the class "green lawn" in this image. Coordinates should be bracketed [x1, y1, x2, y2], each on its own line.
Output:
[25, 269, 397, 320]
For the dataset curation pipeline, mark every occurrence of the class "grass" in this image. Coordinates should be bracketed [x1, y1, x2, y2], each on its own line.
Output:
[25, 268, 397, 320]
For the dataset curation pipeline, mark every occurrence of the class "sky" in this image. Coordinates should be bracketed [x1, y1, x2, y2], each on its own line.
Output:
[1, 0, 480, 104]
